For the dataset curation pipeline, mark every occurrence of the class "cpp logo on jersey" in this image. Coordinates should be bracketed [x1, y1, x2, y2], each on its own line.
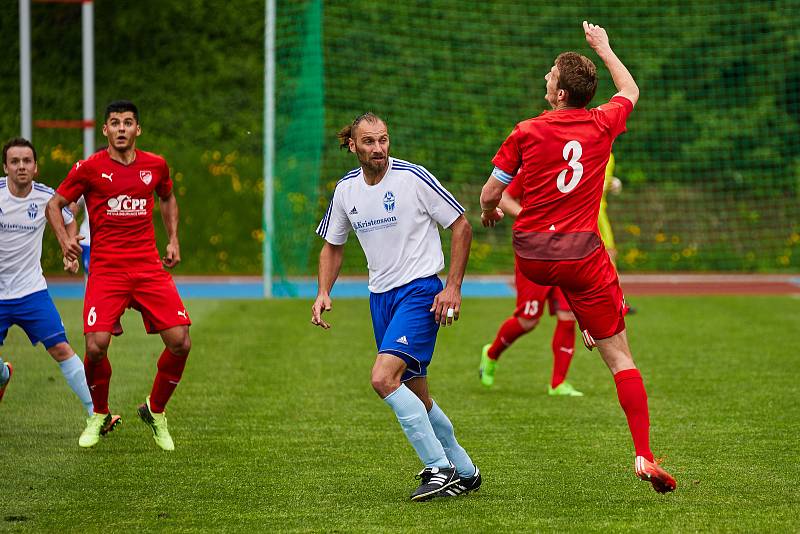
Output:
[27, 203, 38, 220]
[383, 191, 396, 213]
[140, 170, 153, 185]
[106, 195, 148, 217]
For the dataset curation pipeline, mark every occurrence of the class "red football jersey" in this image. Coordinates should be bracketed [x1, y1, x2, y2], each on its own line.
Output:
[505, 172, 523, 199]
[57, 149, 173, 273]
[493, 96, 632, 259]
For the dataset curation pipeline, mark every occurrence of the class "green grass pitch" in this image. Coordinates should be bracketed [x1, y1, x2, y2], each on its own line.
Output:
[1, 296, 798, 532]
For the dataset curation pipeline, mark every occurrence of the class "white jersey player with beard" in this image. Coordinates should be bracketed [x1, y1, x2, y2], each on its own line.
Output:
[317, 157, 462, 293]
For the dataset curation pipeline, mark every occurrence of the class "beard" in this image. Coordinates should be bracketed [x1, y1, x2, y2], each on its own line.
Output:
[358, 151, 389, 174]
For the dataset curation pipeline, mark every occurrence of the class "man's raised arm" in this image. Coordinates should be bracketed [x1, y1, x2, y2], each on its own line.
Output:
[583, 21, 639, 107]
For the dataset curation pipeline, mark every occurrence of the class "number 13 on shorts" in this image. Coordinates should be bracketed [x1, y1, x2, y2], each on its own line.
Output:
[523, 300, 539, 316]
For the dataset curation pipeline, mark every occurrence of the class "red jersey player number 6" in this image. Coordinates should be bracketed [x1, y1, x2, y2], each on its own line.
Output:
[46, 100, 192, 452]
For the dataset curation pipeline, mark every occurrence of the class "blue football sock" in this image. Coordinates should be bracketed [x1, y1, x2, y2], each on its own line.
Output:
[384, 385, 450, 469]
[58, 354, 93, 415]
[428, 400, 477, 478]
[0, 357, 9, 384]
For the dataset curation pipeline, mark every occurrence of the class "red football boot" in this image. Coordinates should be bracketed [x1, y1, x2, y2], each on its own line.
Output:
[635, 456, 677, 493]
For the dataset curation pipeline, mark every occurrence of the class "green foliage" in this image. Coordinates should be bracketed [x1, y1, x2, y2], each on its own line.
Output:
[2, 296, 799, 530]
[1, 1, 798, 274]
[0, 1, 265, 274]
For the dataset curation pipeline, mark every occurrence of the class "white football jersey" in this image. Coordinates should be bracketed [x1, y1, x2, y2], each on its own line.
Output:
[79, 198, 91, 245]
[0, 178, 74, 299]
[316, 157, 464, 293]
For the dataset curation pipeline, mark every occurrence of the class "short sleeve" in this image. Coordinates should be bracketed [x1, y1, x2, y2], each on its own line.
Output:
[155, 159, 173, 198]
[597, 96, 634, 139]
[491, 125, 524, 176]
[61, 205, 74, 225]
[56, 160, 89, 203]
[315, 186, 351, 245]
[505, 175, 523, 199]
[412, 166, 464, 229]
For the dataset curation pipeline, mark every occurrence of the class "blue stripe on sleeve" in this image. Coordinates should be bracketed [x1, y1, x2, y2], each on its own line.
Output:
[491, 166, 514, 184]
[316, 167, 360, 238]
[392, 161, 464, 213]
[33, 184, 55, 194]
[394, 160, 465, 212]
[316, 198, 334, 238]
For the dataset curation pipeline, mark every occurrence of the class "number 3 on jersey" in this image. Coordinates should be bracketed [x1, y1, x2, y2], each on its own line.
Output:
[556, 140, 583, 193]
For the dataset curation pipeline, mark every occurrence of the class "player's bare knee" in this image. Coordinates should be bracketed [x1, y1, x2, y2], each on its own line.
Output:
[595, 331, 635, 374]
[556, 310, 576, 322]
[84, 333, 111, 361]
[517, 316, 539, 332]
[167, 335, 191, 357]
[370, 371, 400, 399]
[85, 342, 106, 362]
[46, 342, 74, 362]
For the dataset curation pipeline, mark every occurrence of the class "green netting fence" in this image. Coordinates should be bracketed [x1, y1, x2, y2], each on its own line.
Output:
[2, 1, 798, 276]
[279, 0, 800, 275]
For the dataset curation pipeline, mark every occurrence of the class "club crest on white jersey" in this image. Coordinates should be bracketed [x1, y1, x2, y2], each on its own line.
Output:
[383, 191, 395, 212]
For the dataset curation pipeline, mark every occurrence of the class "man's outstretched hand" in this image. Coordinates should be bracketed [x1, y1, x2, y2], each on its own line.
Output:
[583, 20, 610, 52]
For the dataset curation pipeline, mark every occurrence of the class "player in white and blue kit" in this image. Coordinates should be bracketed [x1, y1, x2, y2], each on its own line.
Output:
[312, 113, 480, 501]
[0, 138, 113, 428]
[78, 198, 91, 275]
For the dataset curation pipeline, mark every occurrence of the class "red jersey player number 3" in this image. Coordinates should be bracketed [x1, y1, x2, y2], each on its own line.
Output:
[477, 21, 677, 495]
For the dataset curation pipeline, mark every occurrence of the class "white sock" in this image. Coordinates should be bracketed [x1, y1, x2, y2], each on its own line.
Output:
[384, 384, 450, 468]
[428, 400, 477, 478]
[58, 355, 93, 415]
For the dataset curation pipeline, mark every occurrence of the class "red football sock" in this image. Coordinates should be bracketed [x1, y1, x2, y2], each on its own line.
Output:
[149, 348, 189, 413]
[614, 368, 654, 461]
[550, 319, 576, 388]
[83, 355, 111, 414]
[488, 317, 528, 360]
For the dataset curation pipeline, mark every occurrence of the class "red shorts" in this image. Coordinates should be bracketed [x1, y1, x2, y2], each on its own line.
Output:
[513, 260, 570, 320]
[83, 269, 191, 335]
[515, 246, 625, 340]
